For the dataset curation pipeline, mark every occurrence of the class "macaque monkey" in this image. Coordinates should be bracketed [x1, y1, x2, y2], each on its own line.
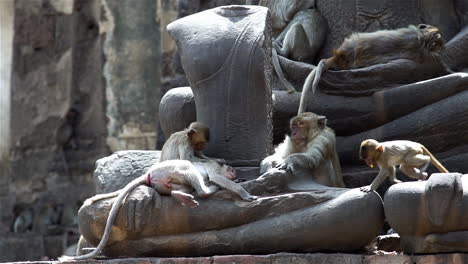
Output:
[298, 24, 450, 114]
[59, 159, 257, 261]
[359, 139, 449, 192]
[260, 112, 344, 187]
[263, 0, 328, 93]
[160, 122, 224, 164]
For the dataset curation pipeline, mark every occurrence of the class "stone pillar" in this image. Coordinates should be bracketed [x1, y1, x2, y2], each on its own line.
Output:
[1, 0, 108, 261]
[103, 0, 161, 151]
[167, 5, 273, 166]
[0, 0, 14, 235]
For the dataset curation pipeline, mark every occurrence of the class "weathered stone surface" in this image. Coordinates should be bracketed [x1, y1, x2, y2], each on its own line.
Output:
[8, 253, 468, 264]
[94, 151, 161, 194]
[159, 87, 196, 139]
[0, 0, 110, 261]
[167, 5, 273, 165]
[0, 234, 78, 262]
[384, 173, 468, 253]
[103, 0, 160, 151]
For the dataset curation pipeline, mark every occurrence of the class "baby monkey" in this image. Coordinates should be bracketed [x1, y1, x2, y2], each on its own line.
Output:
[359, 139, 448, 192]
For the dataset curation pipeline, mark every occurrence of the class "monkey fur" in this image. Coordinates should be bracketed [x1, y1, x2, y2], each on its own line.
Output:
[298, 24, 450, 114]
[267, 0, 327, 93]
[260, 112, 344, 188]
[160, 122, 225, 164]
[359, 139, 449, 192]
[59, 159, 257, 261]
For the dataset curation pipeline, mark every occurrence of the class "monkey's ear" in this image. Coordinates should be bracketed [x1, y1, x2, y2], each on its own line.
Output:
[317, 116, 327, 129]
[377, 145, 384, 152]
[188, 129, 195, 138]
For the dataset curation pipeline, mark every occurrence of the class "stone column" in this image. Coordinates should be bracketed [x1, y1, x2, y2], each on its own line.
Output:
[0, 0, 14, 235]
[102, 0, 161, 151]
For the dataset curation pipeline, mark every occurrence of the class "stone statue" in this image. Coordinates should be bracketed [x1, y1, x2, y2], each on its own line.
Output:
[269, 0, 468, 175]
[167, 5, 273, 166]
[76, 151, 384, 257]
[160, 0, 468, 180]
[385, 173, 468, 253]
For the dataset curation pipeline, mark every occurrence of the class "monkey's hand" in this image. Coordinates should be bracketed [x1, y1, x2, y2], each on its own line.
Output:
[276, 154, 305, 173]
[360, 186, 373, 193]
[126, 186, 160, 231]
[260, 155, 283, 174]
[214, 158, 226, 166]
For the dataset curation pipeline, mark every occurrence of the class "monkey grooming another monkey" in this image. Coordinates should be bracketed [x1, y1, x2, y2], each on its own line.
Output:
[260, 112, 344, 187]
[160, 121, 224, 164]
[59, 159, 257, 261]
[359, 139, 449, 192]
[298, 24, 450, 114]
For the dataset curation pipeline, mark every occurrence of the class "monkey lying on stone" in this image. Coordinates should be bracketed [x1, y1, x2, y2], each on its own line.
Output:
[298, 24, 451, 114]
[59, 159, 257, 261]
[359, 139, 449, 192]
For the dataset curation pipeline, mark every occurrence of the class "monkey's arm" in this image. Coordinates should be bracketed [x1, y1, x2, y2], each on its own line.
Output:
[208, 174, 257, 201]
[361, 167, 392, 192]
[260, 139, 292, 174]
[195, 151, 226, 165]
[278, 131, 332, 172]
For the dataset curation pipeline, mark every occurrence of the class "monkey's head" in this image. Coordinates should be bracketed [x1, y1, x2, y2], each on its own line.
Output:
[221, 164, 237, 180]
[327, 49, 351, 70]
[417, 24, 445, 53]
[187, 122, 210, 151]
[359, 139, 384, 168]
[290, 112, 327, 147]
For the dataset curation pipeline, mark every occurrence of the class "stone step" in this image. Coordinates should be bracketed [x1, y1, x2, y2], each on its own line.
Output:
[5, 253, 468, 264]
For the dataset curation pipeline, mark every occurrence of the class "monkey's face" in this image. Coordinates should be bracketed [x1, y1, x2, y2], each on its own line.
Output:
[290, 118, 309, 146]
[417, 24, 445, 53]
[290, 113, 326, 146]
[222, 165, 237, 180]
[190, 132, 208, 151]
[359, 139, 380, 168]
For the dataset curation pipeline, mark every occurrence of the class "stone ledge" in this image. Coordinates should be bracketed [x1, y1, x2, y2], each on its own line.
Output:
[6, 253, 468, 264]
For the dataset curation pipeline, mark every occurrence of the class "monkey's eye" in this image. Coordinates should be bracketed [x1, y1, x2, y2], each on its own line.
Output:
[297, 122, 303, 127]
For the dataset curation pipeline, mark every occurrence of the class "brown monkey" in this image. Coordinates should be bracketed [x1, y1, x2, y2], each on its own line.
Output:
[160, 122, 223, 163]
[359, 139, 449, 192]
[260, 112, 344, 187]
[59, 159, 257, 261]
[298, 24, 450, 113]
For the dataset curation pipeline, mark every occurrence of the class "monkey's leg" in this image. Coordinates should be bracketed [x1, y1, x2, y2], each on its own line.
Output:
[275, 23, 305, 59]
[171, 190, 199, 208]
[402, 154, 431, 179]
[389, 167, 402, 184]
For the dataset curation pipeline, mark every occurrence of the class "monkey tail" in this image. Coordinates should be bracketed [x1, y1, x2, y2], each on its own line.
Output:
[297, 59, 325, 114]
[272, 48, 297, 93]
[421, 145, 449, 173]
[58, 176, 146, 261]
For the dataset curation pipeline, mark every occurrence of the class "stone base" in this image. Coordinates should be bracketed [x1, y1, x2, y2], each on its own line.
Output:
[7, 253, 468, 264]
